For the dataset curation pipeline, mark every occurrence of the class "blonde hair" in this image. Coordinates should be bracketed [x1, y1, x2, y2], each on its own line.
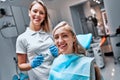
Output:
[29, 0, 50, 32]
[53, 21, 86, 55]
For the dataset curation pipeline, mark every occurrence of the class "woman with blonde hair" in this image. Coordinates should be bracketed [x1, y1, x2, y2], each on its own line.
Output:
[49, 21, 103, 80]
[16, 0, 57, 80]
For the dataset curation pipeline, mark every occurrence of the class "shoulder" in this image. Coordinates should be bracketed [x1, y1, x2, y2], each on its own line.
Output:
[16, 29, 30, 44]
[17, 32, 27, 40]
[17, 27, 32, 39]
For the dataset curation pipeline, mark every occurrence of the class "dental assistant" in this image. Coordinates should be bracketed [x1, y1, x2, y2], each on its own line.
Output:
[16, 0, 57, 80]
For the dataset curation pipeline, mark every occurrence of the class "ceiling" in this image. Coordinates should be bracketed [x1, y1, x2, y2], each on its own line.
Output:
[0, 0, 57, 7]
[0, 0, 104, 8]
[0, 0, 33, 7]
[89, 0, 104, 7]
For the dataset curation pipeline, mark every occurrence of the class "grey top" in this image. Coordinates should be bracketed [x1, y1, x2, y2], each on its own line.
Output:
[16, 27, 55, 80]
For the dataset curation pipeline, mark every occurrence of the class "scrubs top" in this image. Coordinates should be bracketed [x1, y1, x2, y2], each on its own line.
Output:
[16, 27, 55, 80]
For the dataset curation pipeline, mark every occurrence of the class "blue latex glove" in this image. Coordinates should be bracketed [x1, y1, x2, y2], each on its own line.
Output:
[31, 54, 44, 68]
[49, 45, 59, 57]
[19, 73, 29, 80]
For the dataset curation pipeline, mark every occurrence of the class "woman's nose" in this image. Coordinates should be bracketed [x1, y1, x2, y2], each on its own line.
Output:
[36, 12, 40, 16]
[58, 37, 64, 43]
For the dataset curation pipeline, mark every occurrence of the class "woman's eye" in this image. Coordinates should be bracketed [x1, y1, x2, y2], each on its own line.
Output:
[33, 10, 45, 15]
[39, 11, 45, 15]
[33, 10, 37, 13]
[63, 35, 68, 38]
[54, 36, 59, 40]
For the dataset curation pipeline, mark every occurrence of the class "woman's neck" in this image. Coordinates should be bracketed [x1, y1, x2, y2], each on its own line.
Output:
[29, 22, 41, 31]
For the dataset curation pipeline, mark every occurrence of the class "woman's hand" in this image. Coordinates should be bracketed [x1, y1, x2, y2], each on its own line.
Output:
[49, 45, 59, 57]
[31, 54, 44, 68]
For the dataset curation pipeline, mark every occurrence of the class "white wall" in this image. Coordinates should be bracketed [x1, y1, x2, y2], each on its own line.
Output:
[0, 1, 30, 79]
[0, 36, 17, 80]
[0, 5, 16, 80]
[45, 0, 62, 27]
[0, 5, 28, 80]
[11, 6, 27, 34]
[56, 0, 87, 26]
[47, 0, 89, 34]
[103, 0, 120, 61]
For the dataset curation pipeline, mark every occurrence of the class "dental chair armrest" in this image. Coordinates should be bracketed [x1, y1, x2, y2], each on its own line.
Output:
[90, 60, 96, 80]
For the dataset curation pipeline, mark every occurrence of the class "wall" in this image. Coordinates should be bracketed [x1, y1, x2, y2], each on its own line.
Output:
[0, 37, 16, 80]
[0, 5, 28, 80]
[103, 0, 120, 61]
[11, 6, 27, 34]
[58, 0, 87, 26]
[48, 0, 89, 34]
[0, 5, 16, 80]
[45, 0, 62, 27]
[104, 0, 120, 33]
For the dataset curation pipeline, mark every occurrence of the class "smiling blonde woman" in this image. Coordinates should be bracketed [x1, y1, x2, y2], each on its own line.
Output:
[49, 21, 104, 80]
[16, 0, 56, 80]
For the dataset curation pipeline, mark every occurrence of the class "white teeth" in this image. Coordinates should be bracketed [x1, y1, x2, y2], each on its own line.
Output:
[35, 19, 39, 20]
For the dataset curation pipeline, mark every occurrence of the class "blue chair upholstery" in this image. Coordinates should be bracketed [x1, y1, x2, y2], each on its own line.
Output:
[76, 33, 92, 49]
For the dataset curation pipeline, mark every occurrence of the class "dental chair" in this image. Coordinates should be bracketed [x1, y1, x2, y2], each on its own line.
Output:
[76, 33, 103, 80]
[76, 33, 92, 49]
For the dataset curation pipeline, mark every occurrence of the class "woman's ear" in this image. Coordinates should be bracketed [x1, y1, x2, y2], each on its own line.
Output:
[73, 35, 76, 42]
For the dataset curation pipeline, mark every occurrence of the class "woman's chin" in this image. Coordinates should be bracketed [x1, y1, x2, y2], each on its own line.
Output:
[34, 23, 40, 26]
[59, 50, 68, 54]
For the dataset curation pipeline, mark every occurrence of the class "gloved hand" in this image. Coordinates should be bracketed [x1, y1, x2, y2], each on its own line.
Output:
[49, 45, 59, 57]
[31, 54, 44, 68]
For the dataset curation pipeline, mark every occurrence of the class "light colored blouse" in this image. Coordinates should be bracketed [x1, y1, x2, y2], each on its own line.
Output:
[16, 27, 55, 80]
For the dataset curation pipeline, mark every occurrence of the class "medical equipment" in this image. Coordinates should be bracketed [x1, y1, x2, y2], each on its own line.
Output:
[12, 57, 29, 80]
[91, 43, 105, 68]
[77, 33, 105, 68]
